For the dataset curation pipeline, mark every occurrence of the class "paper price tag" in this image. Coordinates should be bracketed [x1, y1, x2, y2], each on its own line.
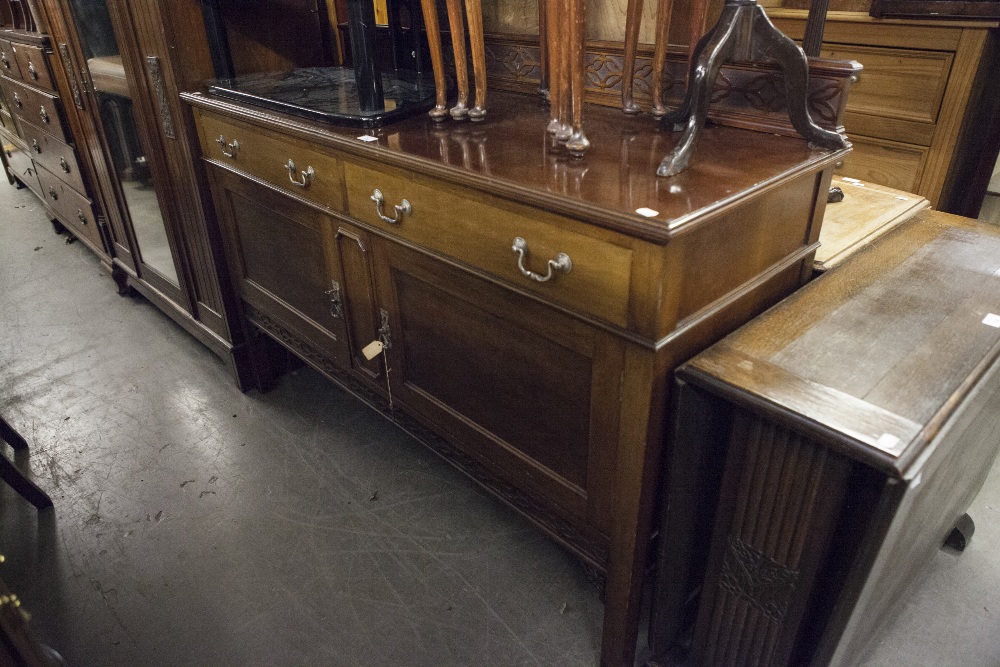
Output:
[983, 313, 1000, 328]
[357, 135, 379, 143]
[362, 340, 384, 360]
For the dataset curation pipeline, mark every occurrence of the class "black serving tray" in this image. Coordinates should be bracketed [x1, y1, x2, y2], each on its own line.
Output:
[207, 66, 438, 129]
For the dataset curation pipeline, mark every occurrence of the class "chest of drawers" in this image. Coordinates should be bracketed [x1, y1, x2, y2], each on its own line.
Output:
[0, 30, 103, 254]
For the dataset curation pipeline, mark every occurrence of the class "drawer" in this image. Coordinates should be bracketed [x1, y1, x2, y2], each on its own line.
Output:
[194, 109, 346, 213]
[19, 121, 86, 194]
[3, 135, 41, 195]
[3, 76, 68, 143]
[36, 163, 103, 250]
[344, 161, 634, 326]
[12, 43, 54, 92]
[0, 39, 21, 80]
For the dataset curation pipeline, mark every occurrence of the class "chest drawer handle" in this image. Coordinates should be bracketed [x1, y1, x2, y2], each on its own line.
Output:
[39, 106, 49, 124]
[28, 61, 38, 80]
[32, 139, 41, 154]
[216, 135, 239, 158]
[77, 209, 87, 224]
[60, 157, 70, 173]
[512, 237, 572, 282]
[1, 51, 9, 69]
[285, 159, 314, 188]
[370, 189, 412, 224]
[48, 187, 58, 201]
[12, 93, 21, 108]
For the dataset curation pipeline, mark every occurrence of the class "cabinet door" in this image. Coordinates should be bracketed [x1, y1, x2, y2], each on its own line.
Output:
[328, 224, 385, 383]
[208, 167, 350, 370]
[373, 239, 624, 548]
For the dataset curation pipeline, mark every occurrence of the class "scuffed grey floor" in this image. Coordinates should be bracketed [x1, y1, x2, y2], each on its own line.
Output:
[0, 182, 603, 665]
[3, 179, 1000, 666]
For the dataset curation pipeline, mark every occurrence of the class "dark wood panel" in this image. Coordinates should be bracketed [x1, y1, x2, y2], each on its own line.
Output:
[395, 267, 594, 488]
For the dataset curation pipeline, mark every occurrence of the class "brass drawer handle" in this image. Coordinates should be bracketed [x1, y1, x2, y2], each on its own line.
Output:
[511, 237, 572, 283]
[370, 189, 411, 224]
[31, 139, 41, 154]
[285, 159, 314, 188]
[215, 135, 239, 158]
[0, 51, 9, 69]
[28, 61, 38, 80]
[60, 157, 70, 173]
[12, 93, 21, 108]
[39, 106, 49, 124]
[48, 187, 58, 201]
[77, 209, 87, 224]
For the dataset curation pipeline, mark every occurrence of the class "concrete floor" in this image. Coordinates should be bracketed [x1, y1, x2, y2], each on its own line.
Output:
[2, 180, 999, 666]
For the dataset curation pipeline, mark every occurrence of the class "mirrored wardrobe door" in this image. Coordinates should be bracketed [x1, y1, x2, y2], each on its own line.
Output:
[63, 0, 182, 291]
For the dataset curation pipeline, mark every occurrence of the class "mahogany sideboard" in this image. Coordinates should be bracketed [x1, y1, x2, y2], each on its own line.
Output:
[653, 210, 1000, 665]
[183, 88, 848, 666]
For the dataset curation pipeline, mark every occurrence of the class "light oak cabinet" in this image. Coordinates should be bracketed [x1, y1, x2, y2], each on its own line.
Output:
[771, 10, 996, 207]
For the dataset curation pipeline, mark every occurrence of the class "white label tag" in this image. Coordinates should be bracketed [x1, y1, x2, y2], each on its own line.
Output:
[876, 433, 901, 450]
[842, 177, 862, 183]
[635, 207, 659, 218]
[362, 340, 384, 360]
[357, 135, 379, 143]
[983, 313, 1000, 328]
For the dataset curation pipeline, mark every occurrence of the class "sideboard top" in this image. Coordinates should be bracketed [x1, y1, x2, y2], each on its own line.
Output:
[184, 89, 847, 244]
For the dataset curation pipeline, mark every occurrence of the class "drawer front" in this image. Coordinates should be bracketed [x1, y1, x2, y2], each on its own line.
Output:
[12, 43, 54, 92]
[0, 40, 21, 80]
[195, 109, 346, 213]
[3, 137, 41, 195]
[821, 45, 951, 128]
[19, 121, 86, 194]
[36, 164, 103, 249]
[3, 76, 67, 143]
[840, 135, 927, 194]
[344, 161, 634, 326]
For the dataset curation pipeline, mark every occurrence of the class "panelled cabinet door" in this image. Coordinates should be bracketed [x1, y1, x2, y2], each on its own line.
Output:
[208, 167, 350, 369]
[327, 223, 385, 384]
[372, 238, 624, 552]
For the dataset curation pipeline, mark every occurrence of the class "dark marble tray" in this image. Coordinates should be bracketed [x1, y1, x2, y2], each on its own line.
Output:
[207, 66, 438, 129]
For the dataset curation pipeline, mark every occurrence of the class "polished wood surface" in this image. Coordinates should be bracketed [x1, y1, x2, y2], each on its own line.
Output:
[815, 175, 929, 271]
[188, 85, 843, 667]
[656, 210, 1000, 665]
[188, 89, 845, 244]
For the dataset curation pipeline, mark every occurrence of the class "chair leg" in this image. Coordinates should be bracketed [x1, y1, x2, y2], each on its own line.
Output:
[0, 455, 52, 509]
[0, 416, 27, 451]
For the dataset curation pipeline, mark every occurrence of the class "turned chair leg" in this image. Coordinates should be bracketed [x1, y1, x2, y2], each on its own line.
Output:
[445, 0, 469, 119]
[649, 0, 675, 117]
[419, 0, 449, 121]
[621, 0, 645, 114]
[465, 0, 487, 120]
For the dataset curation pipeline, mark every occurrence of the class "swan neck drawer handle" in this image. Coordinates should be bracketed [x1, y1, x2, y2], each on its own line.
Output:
[285, 159, 314, 188]
[511, 237, 572, 282]
[39, 106, 49, 124]
[216, 135, 239, 158]
[370, 189, 411, 224]
[28, 61, 38, 80]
